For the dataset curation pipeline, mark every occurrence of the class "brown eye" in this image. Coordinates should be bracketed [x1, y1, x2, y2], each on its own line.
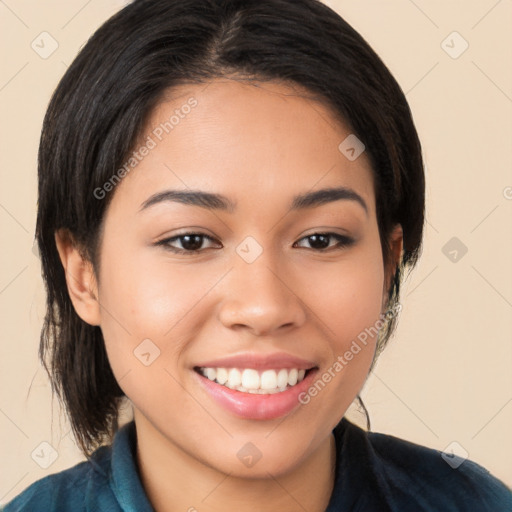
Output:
[156, 233, 221, 254]
[177, 234, 205, 251]
[294, 233, 354, 251]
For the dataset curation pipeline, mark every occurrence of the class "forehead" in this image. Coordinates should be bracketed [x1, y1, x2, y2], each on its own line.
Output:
[105, 78, 375, 218]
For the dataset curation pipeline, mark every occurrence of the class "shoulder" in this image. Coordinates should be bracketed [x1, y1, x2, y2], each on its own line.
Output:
[1, 444, 118, 512]
[334, 419, 512, 511]
[2, 422, 151, 512]
[366, 427, 512, 511]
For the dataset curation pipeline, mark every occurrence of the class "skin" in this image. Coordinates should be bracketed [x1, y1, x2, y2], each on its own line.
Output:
[56, 78, 402, 512]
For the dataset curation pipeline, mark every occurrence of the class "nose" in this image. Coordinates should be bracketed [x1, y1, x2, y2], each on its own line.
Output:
[217, 253, 307, 337]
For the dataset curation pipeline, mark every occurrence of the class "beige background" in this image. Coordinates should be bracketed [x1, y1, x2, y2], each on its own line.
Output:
[1, 0, 511, 503]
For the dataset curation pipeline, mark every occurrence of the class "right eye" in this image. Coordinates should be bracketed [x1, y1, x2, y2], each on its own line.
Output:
[155, 233, 222, 254]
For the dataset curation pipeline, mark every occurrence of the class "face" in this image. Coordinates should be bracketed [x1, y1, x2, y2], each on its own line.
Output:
[65, 79, 401, 478]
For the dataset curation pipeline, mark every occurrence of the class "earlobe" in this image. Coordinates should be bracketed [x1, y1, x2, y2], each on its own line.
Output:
[54, 229, 101, 326]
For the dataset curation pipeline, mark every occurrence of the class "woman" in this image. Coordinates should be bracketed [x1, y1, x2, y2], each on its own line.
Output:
[4, 0, 511, 510]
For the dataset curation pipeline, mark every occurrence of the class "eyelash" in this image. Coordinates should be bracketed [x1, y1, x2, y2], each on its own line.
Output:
[155, 232, 354, 254]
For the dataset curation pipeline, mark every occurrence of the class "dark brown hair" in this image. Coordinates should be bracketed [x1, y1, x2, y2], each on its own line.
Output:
[36, 0, 425, 455]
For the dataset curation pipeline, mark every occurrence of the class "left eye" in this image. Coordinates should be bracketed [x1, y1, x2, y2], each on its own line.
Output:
[293, 233, 354, 251]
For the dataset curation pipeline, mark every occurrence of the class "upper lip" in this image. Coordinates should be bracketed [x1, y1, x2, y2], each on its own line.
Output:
[194, 352, 317, 371]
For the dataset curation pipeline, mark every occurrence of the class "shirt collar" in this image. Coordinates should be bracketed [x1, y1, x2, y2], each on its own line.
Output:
[110, 421, 155, 512]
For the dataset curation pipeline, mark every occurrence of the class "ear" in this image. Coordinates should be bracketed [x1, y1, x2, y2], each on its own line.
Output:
[382, 223, 403, 309]
[55, 229, 101, 326]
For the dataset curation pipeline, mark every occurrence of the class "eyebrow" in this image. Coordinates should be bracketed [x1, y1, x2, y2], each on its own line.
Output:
[290, 187, 368, 216]
[139, 189, 236, 213]
[139, 186, 368, 216]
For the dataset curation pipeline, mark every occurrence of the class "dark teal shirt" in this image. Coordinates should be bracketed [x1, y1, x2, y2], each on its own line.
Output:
[3, 418, 511, 511]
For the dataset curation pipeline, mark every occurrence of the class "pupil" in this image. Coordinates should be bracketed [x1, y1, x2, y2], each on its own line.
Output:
[309, 234, 329, 249]
[182, 235, 203, 250]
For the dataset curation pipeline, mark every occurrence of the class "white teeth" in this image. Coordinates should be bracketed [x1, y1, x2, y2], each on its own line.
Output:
[198, 367, 309, 394]
[205, 368, 217, 381]
[276, 369, 288, 389]
[216, 367, 228, 385]
[241, 369, 260, 390]
[288, 368, 298, 386]
[260, 369, 277, 390]
[226, 368, 242, 389]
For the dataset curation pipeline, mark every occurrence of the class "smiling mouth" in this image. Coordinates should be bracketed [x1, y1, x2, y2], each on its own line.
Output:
[194, 366, 316, 395]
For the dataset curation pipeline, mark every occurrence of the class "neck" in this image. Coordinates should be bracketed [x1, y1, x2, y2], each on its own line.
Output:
[133, 411, 337, 512]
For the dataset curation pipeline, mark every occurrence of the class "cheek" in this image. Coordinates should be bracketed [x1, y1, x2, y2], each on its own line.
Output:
[296, 240, 385, 412]
[95, 241, 225, 377]
[296, 246, 385, 420]
[297, 241, 385, 349]
[331, 262, 384, 345]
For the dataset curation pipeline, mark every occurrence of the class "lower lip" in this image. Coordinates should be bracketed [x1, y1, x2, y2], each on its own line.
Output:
[194, 369, 318, 420]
